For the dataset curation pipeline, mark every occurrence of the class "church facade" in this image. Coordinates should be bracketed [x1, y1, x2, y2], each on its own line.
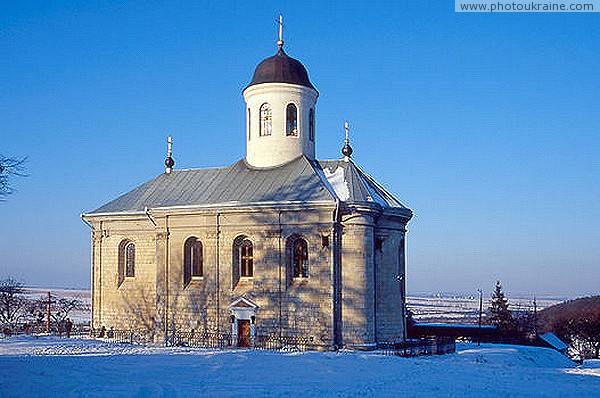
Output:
[84, 34, 412, 349]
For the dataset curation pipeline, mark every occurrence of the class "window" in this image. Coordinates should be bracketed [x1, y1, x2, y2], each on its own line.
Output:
[292, 238, 308, 277]
[259, 103, 272, 136]
[286, 235, 308, 281]
[125, 242, 135, 277]
[233, 236, 253, 287]
[247, 108, 251, 140]
[184, 237, 203, 285]
[309, 108, 315, 141]
[286, 103, 298, 136]
[118, 239, 135, 285]
[240, 239, 253, 277]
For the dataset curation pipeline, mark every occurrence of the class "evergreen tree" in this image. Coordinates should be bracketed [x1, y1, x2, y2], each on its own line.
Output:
[488, 280, 515, 331]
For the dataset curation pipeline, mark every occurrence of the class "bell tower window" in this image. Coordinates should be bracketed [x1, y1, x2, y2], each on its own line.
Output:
[259, 103, 272, 136]
[286, 103, 298, 136]
[247, 108, 251, 140]
[309, 108, 315, 141]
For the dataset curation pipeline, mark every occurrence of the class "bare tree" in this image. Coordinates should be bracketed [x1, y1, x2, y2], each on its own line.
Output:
[0, 155, 27, 199]
[50, 295, 84, 326]
[539, 296, 600, 359]
[0, 277, 27, 329]
[32, 294, 85, 332]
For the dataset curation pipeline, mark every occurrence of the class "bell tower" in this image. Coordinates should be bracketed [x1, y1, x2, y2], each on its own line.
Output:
[242, 16, 319, 168]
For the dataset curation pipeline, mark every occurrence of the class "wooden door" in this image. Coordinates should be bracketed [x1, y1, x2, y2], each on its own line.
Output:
[237, 320, 251, 347]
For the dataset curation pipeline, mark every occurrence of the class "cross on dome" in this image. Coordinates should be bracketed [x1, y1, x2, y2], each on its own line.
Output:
[165, 135, 175, 174]
[342, 121, 353, 162]
[277, 14, 284, 48]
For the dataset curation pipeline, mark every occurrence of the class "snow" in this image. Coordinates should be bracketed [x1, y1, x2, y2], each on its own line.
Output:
[323, 167, 350, 201]
[1, 337, 599, 397]
[407, 293, 563, 323]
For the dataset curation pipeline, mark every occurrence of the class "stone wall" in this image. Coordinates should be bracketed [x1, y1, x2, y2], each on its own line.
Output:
[374, 212, 407, 341]
[88, 204, 409, 348]
[90, 205, 335, 346]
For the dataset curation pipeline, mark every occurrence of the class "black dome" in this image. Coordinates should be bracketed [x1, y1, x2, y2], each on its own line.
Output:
[247, 48, 316, 90]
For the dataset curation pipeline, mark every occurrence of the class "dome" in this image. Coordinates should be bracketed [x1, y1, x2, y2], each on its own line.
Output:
[247, 48, 316, 91]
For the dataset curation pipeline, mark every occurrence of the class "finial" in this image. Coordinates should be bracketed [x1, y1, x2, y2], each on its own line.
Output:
[277, 14, 284, 49]
[344, 121, 349, 141]
[165, 135, 175, 174]
[342, 120, 353, 162]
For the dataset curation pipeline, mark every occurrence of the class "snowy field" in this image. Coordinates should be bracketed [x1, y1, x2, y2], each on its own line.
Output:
[1, 336, 599, 397]
[25, 288, 565, 326]
[23, 288, 91, 325]
[407, 293, 564, 323]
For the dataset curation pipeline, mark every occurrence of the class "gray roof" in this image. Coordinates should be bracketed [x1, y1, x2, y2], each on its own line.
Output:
[88, 156, 411, 215]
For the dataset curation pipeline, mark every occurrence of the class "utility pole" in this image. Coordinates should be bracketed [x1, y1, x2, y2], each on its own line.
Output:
[477, 289, 483, 346]
[533, 295, 538, 337]
[44, 292, 53, 334]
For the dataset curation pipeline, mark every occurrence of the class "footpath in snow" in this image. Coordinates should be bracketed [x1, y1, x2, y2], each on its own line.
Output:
[1, 336, 599, 397]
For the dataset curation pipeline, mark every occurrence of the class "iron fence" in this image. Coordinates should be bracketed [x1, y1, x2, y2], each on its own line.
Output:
[166, 330, 232, 348]
[254, 334, 317, 351]
[378, 336, 456, 356]
[1, 324, 91, 339]
[89, 328, 154, 345]
[3, 324, 455, 357]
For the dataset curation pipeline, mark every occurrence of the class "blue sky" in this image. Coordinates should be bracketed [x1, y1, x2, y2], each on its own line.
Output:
[1, 1, 598, 298]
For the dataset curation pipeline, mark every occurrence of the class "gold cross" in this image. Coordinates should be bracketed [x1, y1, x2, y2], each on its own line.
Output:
[277, 14, 284, 48]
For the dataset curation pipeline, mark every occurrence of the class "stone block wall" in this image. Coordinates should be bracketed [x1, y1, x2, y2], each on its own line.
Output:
[92, 217, 158, 331]
[90, 205, 336, 346]
[374, 213, 407, 341]
[88, 204, 409, 349]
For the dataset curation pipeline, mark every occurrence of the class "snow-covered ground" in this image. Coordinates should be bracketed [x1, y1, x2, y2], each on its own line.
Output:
[1, 336, 598, 397]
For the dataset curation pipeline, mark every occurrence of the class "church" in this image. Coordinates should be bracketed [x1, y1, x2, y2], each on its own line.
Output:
[83, 24, 413, 349]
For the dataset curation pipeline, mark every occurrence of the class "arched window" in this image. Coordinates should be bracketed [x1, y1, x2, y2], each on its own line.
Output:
[118, 239, 135, 285]
[233, 236, 253, 287]
[240, 239, 253, 277]
[292, 238, 308, 277]
[125, 242, 135, 277]
[259, 103, 272, 136]
[286, 103, 298, 136]
[308, 108, 315, 141]
[184, 237, 203, 285]
[286, 235, 308, 281]
[248, 108, 252, 141]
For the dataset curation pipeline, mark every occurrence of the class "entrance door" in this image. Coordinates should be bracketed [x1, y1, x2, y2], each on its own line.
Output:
[237, 320, 251, 347]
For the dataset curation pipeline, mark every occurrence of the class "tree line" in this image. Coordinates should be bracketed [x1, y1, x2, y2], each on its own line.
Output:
[487, 280, 600, 359]
[0, 277, 86, 335]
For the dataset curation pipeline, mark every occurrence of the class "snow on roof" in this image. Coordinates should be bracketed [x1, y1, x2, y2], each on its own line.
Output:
[322, 166, 350, 201]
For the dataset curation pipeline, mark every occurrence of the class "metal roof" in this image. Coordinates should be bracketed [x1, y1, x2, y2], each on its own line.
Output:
[88, 156, 411, 216]
[318, 160, 410, 210]
[246, 48, 316, 91]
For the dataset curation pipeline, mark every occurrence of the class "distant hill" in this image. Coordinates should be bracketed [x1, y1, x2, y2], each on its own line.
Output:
[538, 296, 600, 359]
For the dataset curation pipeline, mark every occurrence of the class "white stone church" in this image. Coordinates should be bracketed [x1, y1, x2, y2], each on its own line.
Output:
[84, 28, 413, 349]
